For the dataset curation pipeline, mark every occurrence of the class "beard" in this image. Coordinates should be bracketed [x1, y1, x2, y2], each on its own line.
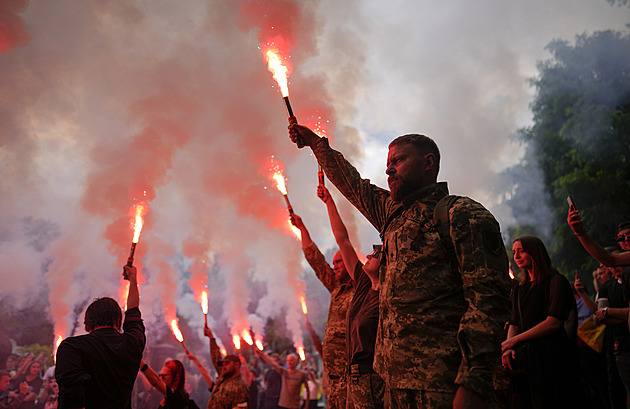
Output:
[388, 176, 403, 202]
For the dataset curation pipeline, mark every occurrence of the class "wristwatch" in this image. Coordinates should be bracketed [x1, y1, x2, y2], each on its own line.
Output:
[602, 307, 609, 317]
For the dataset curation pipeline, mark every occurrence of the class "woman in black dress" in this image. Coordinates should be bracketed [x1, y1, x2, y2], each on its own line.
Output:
[501, 235, 578, 409]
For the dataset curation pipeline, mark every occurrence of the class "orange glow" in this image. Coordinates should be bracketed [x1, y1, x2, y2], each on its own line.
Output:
[220, 347, 227, 357]
[300, 296, 308, 315]
[297, 346, 305, 361]
[272, 172, 288, 195]
[241, 330, 254, 346]
[509, 269, 515, 280]
[255, 339, 264, 351]
[264, 49, 289, 97]
[53, 334, 63, 364]
[233, 334, 241, 350]
[129, 201, 149, 243]
[201, 291, 208, 315]
[288, 219, 302, 241]
[170, 319, 184, 343]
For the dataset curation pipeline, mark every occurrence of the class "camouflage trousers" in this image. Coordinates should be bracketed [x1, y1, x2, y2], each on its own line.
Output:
[328, 374, 351, 409]
[388, 389, 455, 409]
[347, 373, 385, 409]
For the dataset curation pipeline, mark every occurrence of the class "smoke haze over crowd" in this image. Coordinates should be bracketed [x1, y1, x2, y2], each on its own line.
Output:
[0, 0, 627, 349]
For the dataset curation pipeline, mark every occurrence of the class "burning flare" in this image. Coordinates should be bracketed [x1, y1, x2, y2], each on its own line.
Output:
[263, 49, 290, 97]
[300, 296, 308, 315]
[255, 339, 264, 351]
[170, 319, 184, 343]
[272, 171, 288, 196]
[241, 330, 254, 346]
[297, 346, 306, 361]
[53, 335, 63, 364]
[233, 334, 241, 350]
[130, 202, 149, 243]
[201, 291, 208, 315]
[220, 347, 227, 357]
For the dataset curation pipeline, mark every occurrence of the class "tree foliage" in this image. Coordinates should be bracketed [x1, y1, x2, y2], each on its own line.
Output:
[503, 30, 630, 281]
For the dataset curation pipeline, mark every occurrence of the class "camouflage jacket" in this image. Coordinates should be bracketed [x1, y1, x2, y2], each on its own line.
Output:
[207, 337, 249, 409]
[311, 137, 511, 397]
[207, 375, 249, 409]
[303, 242, 355, 378]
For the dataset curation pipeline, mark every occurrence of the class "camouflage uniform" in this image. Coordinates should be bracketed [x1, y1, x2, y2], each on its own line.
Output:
[310, 137, 511, 407]
[208, 338, 250, 409]
[303, 242, 355, 409]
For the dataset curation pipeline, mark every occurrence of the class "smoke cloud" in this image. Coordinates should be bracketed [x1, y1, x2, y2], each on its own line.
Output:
[0, 0, 626, 351]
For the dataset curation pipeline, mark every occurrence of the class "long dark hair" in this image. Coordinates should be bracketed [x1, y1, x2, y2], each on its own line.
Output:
[514, 235, 554, 285]
[164, 359, 186, 392]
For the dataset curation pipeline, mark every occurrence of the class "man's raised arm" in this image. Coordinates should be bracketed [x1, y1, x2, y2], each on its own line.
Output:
[123, 265, 140, 310]
[318, 185, 360, 280]
[289, 124, 390, 232]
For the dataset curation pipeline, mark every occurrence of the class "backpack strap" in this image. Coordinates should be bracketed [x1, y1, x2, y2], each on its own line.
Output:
[433, 195, 461, 272]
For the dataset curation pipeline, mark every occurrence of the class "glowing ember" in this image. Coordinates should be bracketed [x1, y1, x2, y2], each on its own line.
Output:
[220, 347, 227, 357]
[170, 319, 184, 343]
[233, 334, 241, 350]
[255, 339, 264, 351]
[300, 296, 308, 315]
[272, 172, 288, 195]
[264, 49, 289, 97]
[297, 346, 306, 361]
[201, 291, 208, 315]
[130, 202, 149, 243]
[241, 330, 254, 346]
[53, 335, 63, 364]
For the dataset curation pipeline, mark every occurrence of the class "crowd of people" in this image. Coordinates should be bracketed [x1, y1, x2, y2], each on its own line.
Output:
[1, 124, 628, 409]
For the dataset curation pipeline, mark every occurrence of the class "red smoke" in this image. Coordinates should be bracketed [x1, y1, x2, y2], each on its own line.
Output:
[0, 0, 31, 53]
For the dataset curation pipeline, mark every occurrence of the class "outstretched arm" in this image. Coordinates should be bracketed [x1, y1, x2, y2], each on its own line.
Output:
[204, 326, 222, 372]
[318, 185, 360, 280]
[568, 209, 630, 267]
[253, 348, 283, 375]
[139, 359, 168, 397]
[186, 352, 214, 389]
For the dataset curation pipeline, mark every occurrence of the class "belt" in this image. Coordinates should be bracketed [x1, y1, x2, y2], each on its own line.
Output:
[349, 362, 375, 375]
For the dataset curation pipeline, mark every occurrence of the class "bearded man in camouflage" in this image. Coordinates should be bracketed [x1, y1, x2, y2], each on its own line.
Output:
[288, 124, 511, 409]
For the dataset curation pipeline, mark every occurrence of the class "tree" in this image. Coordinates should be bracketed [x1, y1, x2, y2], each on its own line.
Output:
[503, 30, 630, 282]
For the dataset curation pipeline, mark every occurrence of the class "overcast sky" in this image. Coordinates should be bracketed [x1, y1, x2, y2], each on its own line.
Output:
[1, 0, 628, 345]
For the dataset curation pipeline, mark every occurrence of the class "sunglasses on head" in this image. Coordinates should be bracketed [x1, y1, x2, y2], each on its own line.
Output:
[616, 233, 630, 242]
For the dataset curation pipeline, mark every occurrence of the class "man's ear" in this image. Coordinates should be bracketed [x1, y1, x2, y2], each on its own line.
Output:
[424, 153, 436, 172]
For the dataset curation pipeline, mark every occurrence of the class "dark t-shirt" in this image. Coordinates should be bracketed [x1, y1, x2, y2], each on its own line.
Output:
[599, 277, 630, 352]
[509, 274, 573, 331]
[56, 307, 146, 409]
[158, 386, 199, 409]
[346, 261, 379, 370]
[9, 374, 43, 409]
